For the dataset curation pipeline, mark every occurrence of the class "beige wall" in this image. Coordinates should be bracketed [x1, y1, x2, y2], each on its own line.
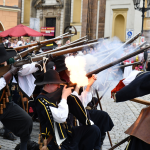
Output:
[71, 0, 82, 41]
[72, 0, 81, 23]
[0, 0, 18, 6]
[23, 0, 31, 26]
[0, 10, 18, 30]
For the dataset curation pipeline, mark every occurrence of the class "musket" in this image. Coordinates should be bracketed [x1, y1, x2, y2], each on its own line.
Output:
[86, 37, 110, 44]
[0, 41, 98, 77]
[86, 44, 150, 78]
[14, 32, 73, 51]
[2, 42, 99, 77]
[68, 36, 87, 44]
[14, 34, 74, 60]
[95, 84, 113, 147]
[108, 136, 131, 150]
[35, 39, 88, 57]
[98, 32, 141, 65]
[130, 98, 150, 105]
[114, 62, 142, 69]
[30, 41, 100, 62]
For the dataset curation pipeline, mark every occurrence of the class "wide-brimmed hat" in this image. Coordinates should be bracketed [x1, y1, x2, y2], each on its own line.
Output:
[0, 44, 16, 64]
[34, 69, 65, 85]
[52, 55, 68, 72]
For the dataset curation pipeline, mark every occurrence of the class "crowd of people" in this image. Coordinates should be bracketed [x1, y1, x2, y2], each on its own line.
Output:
[0, 35, 150, 150]
[0, 37, 115, 150]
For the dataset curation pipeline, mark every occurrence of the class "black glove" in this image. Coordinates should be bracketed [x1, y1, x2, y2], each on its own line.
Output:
[3, 65, 20, 84]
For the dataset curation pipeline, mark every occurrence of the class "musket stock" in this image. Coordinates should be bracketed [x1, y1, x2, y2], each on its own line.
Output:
[86, 45, 150, 78]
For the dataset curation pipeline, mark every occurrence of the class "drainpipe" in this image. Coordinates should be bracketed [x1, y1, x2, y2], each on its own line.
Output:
[96, 0, 100, 39]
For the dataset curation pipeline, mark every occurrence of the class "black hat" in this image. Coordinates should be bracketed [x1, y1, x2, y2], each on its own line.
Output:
[0, 44, 16, 64]
[34, 61, 55, 77]
[34, 69, 65, 85]
[52, 55, 67, 72]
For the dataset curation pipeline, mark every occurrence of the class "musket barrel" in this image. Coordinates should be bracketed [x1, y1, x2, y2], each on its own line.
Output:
[14, 34, 74, 60]
[32, 42, 100, 62]
[86, 45, 150, 78]
[14, 33, 74, 51]
[114, 62, 142, 69]
[98, 33, 141, 65]
[69, 36, 87, 44]
[35, 39, 87, 56]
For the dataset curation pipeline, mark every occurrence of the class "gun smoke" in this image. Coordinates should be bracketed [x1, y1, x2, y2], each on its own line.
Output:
[65, 36, 142, 92]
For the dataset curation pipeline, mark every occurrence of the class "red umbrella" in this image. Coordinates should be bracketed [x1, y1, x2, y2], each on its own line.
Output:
[0, 24, 43, 37]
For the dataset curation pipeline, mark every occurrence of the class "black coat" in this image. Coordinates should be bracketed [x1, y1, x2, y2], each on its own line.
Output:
[116, 71, 150, 102]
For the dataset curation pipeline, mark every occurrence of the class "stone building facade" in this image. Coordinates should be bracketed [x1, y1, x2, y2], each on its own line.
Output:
[104, 0, 150, 42]
[20, 0, 71, 41]
[71, 0, 106, 41]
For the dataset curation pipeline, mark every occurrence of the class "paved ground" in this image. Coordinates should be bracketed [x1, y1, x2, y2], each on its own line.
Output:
[0, 81, 149, 150]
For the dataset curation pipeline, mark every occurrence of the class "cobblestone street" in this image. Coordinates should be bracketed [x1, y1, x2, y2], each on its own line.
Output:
[0, 82, 149, 150]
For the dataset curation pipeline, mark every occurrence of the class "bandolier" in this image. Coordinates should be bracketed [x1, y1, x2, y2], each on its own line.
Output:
[0, 58, 14, 115]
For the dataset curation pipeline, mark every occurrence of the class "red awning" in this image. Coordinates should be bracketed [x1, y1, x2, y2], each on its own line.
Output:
[0, 24, 43, 37]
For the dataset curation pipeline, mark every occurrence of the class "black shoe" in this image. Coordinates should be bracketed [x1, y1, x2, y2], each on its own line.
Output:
[0, 128, 5, 136]
[27, 141, 39, 150]
[3, 132, 16, 141]
[15, 141, 39, 150]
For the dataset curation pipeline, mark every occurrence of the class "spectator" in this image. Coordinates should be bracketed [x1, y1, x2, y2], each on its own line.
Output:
[10, 39, 17, 48]
[82, 49, 87, 55]
[30, 40, 34, 44]
[17, 36, 24, 46]
[66, 40, 71, 45]
[57, 40, 62, 48]
[26, 38, 30, 45]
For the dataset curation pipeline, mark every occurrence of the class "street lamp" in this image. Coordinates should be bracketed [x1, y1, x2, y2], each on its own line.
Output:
[133, 0, 150, 34]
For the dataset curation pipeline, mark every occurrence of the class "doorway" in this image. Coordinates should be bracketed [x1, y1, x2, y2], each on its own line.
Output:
[114, 15, 125, 42]
[45, 18, 56, 39]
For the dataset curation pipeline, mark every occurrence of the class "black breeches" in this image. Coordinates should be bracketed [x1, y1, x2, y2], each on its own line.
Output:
[48, 125, 101, 150]
[0, 102, 33, 142]
[88, 109, 114, 135]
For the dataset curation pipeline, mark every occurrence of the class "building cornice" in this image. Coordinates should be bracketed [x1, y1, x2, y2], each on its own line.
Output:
[0, 5, 20, 12]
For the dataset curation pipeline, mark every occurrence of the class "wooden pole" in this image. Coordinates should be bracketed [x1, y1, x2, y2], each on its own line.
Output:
[95, 90, 113, 147]
[108, 136, 130, 150]
[130, 98, 150, 105]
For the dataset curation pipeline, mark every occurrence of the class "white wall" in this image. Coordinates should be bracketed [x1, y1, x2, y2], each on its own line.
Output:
[44, 0, 58, 5]
[105, 0, 142, 40]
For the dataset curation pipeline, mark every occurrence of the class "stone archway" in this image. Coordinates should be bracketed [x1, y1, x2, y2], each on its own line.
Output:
[0, 22, 5, 32]
[114, 14, 125, 42]
[0, 22, 5, 42]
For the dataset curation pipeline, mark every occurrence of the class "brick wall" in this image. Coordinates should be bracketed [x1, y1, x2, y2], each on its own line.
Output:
[98, 0, 106, 38]
[81, 0, 106, 39]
